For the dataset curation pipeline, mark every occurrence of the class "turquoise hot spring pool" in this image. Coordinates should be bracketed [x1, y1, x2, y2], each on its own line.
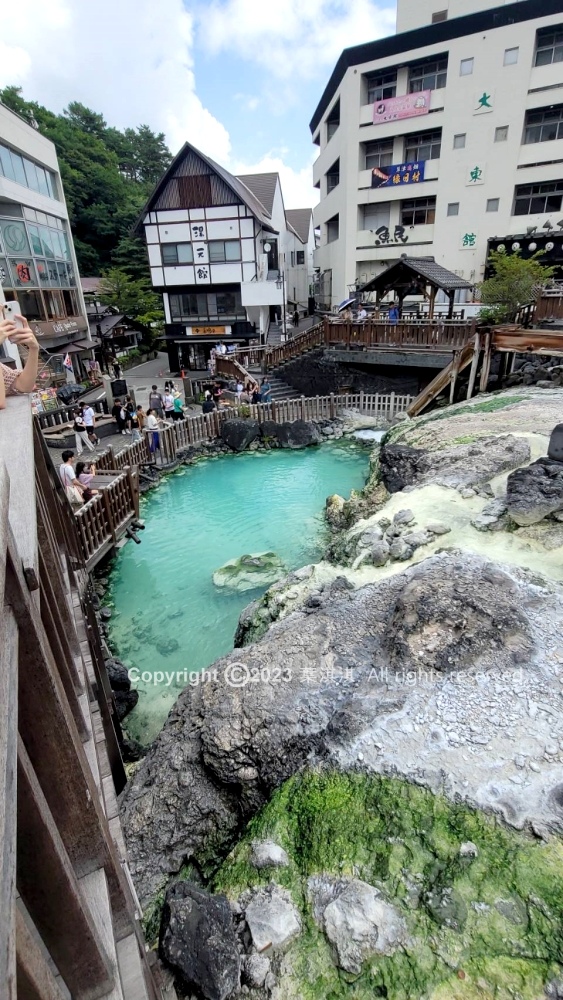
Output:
[106, 441, 369, 743]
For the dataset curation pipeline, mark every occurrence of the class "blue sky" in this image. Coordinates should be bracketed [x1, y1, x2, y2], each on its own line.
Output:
[0, 0, 396, 207]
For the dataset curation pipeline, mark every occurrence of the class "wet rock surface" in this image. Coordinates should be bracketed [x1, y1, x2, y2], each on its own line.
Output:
[507, 457, 563, 525]
[159, 882, 240, 1000]
[379, 434, 530, 492]
[121, 550, 563, 905]
[221, 419, 260, 452]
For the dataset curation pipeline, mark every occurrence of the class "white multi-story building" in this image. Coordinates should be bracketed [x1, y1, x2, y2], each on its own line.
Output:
[137, 145, 315, 373]
[0, 101, 89, 373]
[311, 0, 563, 309]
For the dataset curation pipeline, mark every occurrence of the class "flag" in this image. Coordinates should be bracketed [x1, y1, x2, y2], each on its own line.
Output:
[63, 353, 73, 371]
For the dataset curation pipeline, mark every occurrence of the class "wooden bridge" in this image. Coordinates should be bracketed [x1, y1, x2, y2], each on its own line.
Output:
[0, 397, 161, 1000]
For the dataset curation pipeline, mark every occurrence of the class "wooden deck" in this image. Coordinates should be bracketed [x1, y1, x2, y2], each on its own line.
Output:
[0, 398, 160, 1000]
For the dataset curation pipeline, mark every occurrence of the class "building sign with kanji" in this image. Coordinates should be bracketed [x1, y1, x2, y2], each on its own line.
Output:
[186, 325, 230, 336]
[371, 161, 426, 188]
[373, 91, 430, 125]
[373, 225, 410, 247]
[466, 164, 485, 186]
[460, 232, 478, 250]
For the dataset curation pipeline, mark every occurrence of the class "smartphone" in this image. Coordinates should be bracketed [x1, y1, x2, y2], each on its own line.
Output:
[3, 302, 23, 330]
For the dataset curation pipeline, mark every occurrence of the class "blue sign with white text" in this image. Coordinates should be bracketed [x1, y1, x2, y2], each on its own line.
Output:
[371, 161, 426, 188]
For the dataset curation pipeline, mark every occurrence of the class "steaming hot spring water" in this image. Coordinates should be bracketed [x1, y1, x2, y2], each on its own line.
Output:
[106, 440, 371, 744]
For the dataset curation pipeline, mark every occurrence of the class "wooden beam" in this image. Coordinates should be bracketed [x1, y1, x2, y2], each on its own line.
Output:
[466, 332, 481, 400]
[492, 329, 563, 355]
[16, 907, 67, 1000]
[449, 349, 461, 404]
[479, 332, 493, 391]
[17, 737, 115, 1000]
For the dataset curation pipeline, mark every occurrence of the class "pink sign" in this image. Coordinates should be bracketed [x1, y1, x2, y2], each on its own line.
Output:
[373, 91, 431, 125]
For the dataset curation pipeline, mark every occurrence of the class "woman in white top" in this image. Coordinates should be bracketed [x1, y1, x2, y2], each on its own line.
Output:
[145, 409, 161, 453]
[73, 408, 95, 455]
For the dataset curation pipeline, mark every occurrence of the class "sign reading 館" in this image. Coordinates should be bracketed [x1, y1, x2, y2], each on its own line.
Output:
[373, 91, 431, 125]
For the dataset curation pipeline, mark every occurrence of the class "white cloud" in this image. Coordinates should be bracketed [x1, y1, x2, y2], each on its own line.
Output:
[0, 0, 230, 160]
[232, 152, 319, 209]
[199, 0, 396, 83]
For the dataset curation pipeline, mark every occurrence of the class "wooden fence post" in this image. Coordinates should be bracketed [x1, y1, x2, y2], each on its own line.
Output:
[329, 392, 335, 420]
[359, 389, 364, 413]
[389, 391, 396, 418]
[300, 395, 305, 420]
[101, 491, 117, 543]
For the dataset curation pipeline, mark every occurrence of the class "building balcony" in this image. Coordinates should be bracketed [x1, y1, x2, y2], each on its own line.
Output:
[518, 137, 563, 169]
[240, 279, 284, 308]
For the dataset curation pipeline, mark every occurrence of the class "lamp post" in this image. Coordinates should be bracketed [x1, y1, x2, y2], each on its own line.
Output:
[275, 258, 287, 342]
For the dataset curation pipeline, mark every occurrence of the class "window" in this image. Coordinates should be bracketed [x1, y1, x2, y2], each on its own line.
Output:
[405, 129, 442, 161]
[161, 243, 194, 265]
[364, 139, 394, 169]
[401, 196, 436, 226]
[460, 58, 474, 76]
[326, 100, 340, 141]
[495, 126, 509, 142]
[504, 47, 519, 65]
[524, 105, 563, 144]
[360, 202, 391, 230]
[0, 143, 59, 200]
[432, 10, 448, 22]
[62, 289, 80, 316]
[513, 180, 563, 215]
[453, 133, 466, 149]
[365, 70, 397, 104]
[486, 198, 500, 212]
[326, 215, 339, 243]
[169, 290, 244, 322]
[296, 250, 305, 265]
[409, 56, 447, 93]
[326, 158, 340, 193]
[208, 240, 241, 262]
[534, 25, 563, 67]
[16, 290, 45, 321]
[447, 202, 460, 216]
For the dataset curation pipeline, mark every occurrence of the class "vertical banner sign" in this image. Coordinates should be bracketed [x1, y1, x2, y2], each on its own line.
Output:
[373, 91, 431, 124]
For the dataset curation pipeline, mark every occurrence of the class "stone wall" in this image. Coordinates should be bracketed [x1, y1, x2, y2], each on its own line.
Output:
[273, 349, 430, 397]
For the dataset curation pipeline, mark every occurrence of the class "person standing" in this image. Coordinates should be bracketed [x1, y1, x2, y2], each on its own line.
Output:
[293, 308, 299, 328]
[236, 380, 243, 403]
[357, 305, 367, 323]
[163, 388, 175, 420]
[172, 393, 184, 421]
[73, 408, 95, 455]
[148, 385, 163, 417]
[145, 408, 161, 454]
[82, 402, 99, 445]
[388, 301, 400, 324]
[111, 398, 124, 434]
[260, 377, 272, 403]
[136, 405, 146, 435]
[129, 405, 142, 442]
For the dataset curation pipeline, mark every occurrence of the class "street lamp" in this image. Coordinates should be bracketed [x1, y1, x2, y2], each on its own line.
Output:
[274, 259, 287, 341]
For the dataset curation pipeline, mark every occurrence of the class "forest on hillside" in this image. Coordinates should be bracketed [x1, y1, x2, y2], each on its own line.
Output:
[0, 86, 172, 280]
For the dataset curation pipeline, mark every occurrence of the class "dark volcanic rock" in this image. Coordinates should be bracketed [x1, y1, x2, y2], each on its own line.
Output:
[105, 658, 131, 692]
[114, 688, 138, 722]
[379, 435, 530, 492]
[159, 882, 240, 1000]
[274, 420, 321, 449]
[548, 423, 563, 463]
[506, 458, 563, 526]
[220, 419, 260, 452]
[120, 552, 554, 905]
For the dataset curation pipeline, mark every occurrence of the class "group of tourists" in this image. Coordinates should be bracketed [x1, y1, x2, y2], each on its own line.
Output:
[234, 377, 273, 405]
[72, 402, 100, 454]
[58, 451, 99, 506]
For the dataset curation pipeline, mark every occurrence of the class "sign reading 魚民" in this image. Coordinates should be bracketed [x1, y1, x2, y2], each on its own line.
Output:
[371, 161, 426, 188]
[373, 91, 430, 125]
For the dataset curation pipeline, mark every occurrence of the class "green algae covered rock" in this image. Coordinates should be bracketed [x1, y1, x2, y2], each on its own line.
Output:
[213, 771, 563, 1000]
[212, 552, 287, 592]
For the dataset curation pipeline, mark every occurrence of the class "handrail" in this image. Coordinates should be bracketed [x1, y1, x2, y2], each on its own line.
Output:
[36, 397, 109, 430]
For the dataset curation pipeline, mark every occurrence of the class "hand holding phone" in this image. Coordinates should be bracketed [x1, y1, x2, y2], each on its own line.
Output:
[3, 302, 24, 330]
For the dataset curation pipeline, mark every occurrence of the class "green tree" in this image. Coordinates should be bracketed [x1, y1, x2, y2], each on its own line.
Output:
[479, 249, 555, 322]
[98, 268, 164, 343]
[111, 235, 150, 282]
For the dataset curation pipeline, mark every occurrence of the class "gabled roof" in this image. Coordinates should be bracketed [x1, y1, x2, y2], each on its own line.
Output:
[285, 209, 313, 245]
[360, 256, 473, 294]
[236, 173, 279, 216]
[133, 142, 277, 234]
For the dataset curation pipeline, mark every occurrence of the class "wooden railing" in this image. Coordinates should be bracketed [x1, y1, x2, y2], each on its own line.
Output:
[215, 354, 251, 382]
[1, 399, 159, 1000]
[37, 397, 109, 431]
[74, 467, 139, 570]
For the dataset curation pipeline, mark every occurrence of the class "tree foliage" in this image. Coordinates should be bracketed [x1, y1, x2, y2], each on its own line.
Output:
[0, 86, 172, 278]
[98, 268, 164, 343]
[479, 249, 556, 322]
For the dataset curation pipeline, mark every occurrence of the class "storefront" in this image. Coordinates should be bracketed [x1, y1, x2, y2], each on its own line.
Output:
[165, 320, 258, 373]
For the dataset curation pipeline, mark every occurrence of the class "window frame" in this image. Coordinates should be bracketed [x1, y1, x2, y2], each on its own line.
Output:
[326, 214, 339, 243]
[208, 240, 242, 263]
[486, 198, 500, 213]
[504, 46, 519, 66]
[326, 158, 340, 193]
[408, 56, 448, 93]
[326, 99, 340, 141]
[495, 126, 509, 143]
[296, 250, 305, 265]
[401, 196, 436, 226]
[447, 203, 460, 217]
[534, 25, 563, 67]
[364, 138, 394, 169]
[523, 105, 563, 145]
[460, 58, 474, 76]
[365, 69, 397, 104]
[405, 129, 442, 161]
[513, 179, 563, 216]
[161, 242, 194, 265]
[453, 133, 466, 149]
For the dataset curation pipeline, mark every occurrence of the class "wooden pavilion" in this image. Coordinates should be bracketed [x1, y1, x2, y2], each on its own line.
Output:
[359, 255, 474, 319]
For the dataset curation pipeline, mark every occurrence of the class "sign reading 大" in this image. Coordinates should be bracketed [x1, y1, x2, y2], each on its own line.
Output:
[371, 161, 426, 188]
[373, 91, 430, 125]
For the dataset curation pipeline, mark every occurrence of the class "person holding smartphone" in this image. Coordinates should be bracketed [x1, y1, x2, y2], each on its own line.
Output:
[0, 310, 40, 410]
